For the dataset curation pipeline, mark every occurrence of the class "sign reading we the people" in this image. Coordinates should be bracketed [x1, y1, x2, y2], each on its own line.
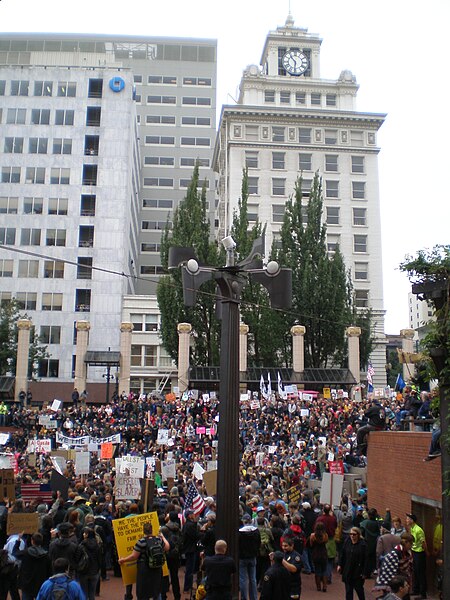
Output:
[113, 511, 167, 585]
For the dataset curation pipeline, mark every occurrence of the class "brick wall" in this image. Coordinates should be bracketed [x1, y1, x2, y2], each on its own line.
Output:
[367, 430, 441, 517]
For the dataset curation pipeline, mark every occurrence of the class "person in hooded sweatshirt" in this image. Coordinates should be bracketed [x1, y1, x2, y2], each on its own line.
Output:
[15, 532, 52, 600]
[36, 557, 85, 600]
[49, 523, 78, 576]
[238, 513, 261, 600]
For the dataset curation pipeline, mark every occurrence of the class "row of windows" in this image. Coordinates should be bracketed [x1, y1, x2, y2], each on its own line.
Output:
[0, 257, 92, 279]
[134, 75, 212, 86]
[143, 156, 210, 168]
[141, 95, 211, 106]
[264, 90, 337, 107]
[0, 289, 91, 311]
[240, 125, 373, 146]
[2, 106, 101, 126]
[0, 78, 104, 98]
[245, 176, 366, 199]
[144, 135, 211, 146]
[143, 115, 211, 127]
[4, 136, 73, 155]
[245, 151, 365, 173]
[1, 195, 95, 216]
[269, 205, 367, 226]
[142, 177, 210, 189]
[0, 225, 95, 248]
[1, 165, 99, 186]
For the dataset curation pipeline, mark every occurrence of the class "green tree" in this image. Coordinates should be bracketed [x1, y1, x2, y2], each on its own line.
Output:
[157, 165, 222, 366]
[0, 299, 48, 377]
[230, 169, 289, 366]
[275, 173, 373, 368]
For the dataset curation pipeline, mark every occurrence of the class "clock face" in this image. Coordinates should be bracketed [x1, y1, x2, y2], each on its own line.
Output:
[282, 50, 309, 76]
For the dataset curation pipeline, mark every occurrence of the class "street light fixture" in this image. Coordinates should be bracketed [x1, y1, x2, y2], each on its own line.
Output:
[169, 234, 291, 597]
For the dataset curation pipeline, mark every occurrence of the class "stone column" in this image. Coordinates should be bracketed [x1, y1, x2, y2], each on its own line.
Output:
[239, 324, 249, 373]
[74, 321, 90, 392]
[177, 323, 192, 391]
[400, 328, 415, 382]
[291, 325, 306, 373]
[119, 322, 133, 395]
[15, 319, 31, 404]
[346, 326, 362, 384]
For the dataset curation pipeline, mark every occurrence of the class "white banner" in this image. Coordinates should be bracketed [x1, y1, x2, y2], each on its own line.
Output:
[90, 433, 122, 444]
[56, 432, 90, 447]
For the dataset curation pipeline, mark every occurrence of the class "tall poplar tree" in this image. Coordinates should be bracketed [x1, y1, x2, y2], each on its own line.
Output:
[157, 165, 222, 366]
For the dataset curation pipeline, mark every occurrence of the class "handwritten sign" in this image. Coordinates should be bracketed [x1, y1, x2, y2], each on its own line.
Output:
[115, 475, 141, 500]
[27, 439, 52, 454]
[75, 451, 90, 475]
[7, 512, 39, 535]
[119, 456, 145, 479]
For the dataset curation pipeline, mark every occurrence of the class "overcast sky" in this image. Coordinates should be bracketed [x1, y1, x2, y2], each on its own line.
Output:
[1, 0, 448, 334]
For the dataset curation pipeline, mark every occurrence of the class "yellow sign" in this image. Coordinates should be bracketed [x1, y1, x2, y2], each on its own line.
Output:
[112, 511, 167, 584]
[323, 387, 331, 399]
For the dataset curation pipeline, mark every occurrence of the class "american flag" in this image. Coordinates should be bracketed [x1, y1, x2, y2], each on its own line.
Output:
[182, 482, 205, 521]
[367, 362, 375, 390]
[21, 483, 53, 504]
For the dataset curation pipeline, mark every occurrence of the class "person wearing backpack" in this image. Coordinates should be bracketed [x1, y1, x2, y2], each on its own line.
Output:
[36, 557, 86, 600]
[75, 528, 101, 600]
[118, 521, 169, 600]
[15, 532, 52, 600]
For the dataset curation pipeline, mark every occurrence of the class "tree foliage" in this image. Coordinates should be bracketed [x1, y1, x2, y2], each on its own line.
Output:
[157, 165, 222, 366]
[0, 299, 48, 377]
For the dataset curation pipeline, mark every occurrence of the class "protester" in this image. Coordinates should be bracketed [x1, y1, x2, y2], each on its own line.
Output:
[36, 558, 86, 600]
[202, 539, 236, 600]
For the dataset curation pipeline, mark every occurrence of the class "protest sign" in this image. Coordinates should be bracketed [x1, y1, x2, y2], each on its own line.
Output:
[320, 473, 344, 506]
[192, 462, 205, 480]
[328, 460, 345, 475]
[50, 469, 70, 499]
[7, 512, 39, 535]
[101, 442, 114, 459]
[287, 485, 301, 505]
[0, 468, 15, 499]
[0, 433, 10, 445]
[27, 439, 52, 454]
[50, 455, 66, 475]
[161, 458, 176, 481]
[203, 470, 217, 497]
[50, 399, 62, 412]
[119, 456, 145, 479]
[75, 451, 90, 476]
[157, 429, 169, 445]
[114, 475, 141, 500]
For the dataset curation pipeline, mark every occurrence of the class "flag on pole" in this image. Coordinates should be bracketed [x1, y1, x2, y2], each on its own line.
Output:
[260, 374, 267, 400]
[184, 482, 206, 517]
[267, 373, 272, 398]
[395, 373, 405, 392]
[277, 371, 285, 398]
[367, 362, 375, 392]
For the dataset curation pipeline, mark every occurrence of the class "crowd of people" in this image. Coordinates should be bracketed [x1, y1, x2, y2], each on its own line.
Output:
[0, 383, 441, 600]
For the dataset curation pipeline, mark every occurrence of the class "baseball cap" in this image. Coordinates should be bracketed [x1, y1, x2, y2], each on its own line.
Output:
[302, 502, 311, 509]
[242, 513, 251, 523]
[406, 513, 417, 522]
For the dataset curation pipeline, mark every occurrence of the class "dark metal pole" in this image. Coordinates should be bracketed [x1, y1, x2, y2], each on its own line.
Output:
[105, 365, 110, 404]
[216, 274, 241, 599]
[439, 383, 449, 598]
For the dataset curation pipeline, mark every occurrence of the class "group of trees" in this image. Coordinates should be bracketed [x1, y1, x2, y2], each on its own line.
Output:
[157, 165, 374, 370]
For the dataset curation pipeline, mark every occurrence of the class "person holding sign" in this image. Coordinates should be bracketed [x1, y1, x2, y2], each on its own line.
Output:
[118, 522, 169, 600]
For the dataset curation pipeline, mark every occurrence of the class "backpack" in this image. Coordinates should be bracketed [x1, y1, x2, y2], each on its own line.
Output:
[284, 526, 306, 555]
[77, 544, 89, 573]
[146, 537, 165, 569]
[49, 577, 70, 600]
[167, 527, 182, 559]
[259, 527, 274, 557]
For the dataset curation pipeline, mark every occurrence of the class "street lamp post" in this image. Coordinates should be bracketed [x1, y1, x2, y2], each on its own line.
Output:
[169, 235, 291, 596]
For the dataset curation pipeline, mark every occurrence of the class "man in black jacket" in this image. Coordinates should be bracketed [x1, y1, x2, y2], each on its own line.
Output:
[238, 513, 261, 600]
[48, 523, 77, 575]
[181, 509, 199, 596]
[203, 539, 236, 600]
[260, 551, 290, 600]
[16, 532, 52, 600]
[356, 400, 386, 453]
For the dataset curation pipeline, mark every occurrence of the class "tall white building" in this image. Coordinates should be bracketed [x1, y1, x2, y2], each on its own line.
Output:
[408, 292, 435, 340]
[214, 16, 387, 385]
[0, 64, 140, 385]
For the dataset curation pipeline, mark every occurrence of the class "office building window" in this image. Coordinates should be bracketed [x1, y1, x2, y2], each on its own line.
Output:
[48, 197, 68, 215]
[148, 75, 177, 84]
[53, 138, 72, 154]
[88, 78, 103, 98]
[0, 197, 18, 214]
[86, 107, 101, 126]
[272, 178, 286, 196]
[245, 151, 259, 169]
[272, 205, 285, 223]
[272, 126, 285, 142]
[79, 225, 94, 247]
[55, 109, 74, 125]
[43, 259, 64, 279]
[182, 96, 211, 106]
[21, 228, 40, 245]
[180, 137, 210, 146]
[23, 197, 43, 214]
[272, 152, 285, 169]
[46, 229, 66, 247]
[245, 125, 259, 140]
[311, 93, 321, 105]
[139, 265, 165, 275]
[326, 206, 340, 225]
[57, 82, 76, 97]
[143, 177, 173, 187]
[82, 164, 97, 186]
[38, 359, 59, 378]
[299, 153, 312, 171]
[131, 345, 157, 367]
[18, 260, 39, 278]
[34, 81, 53, 96]
[181, 116, 210, 126]
[354, 234, 367, 253]
[180, 179, 209, 189]
[353, 207, 367, 226]
[141, 243, 161, 253]
[50, 168, 70, 184]
[325, 154, 338, 172]
[327, 234, 340, 253]
[350, 130, 364, 145]
[25, 167, 45, 184]
[0, 260, 13, 277]
[31, 109, 50, 125]
[325, 180, 339, 198]
[280, 91, 290, 104]
[0, 80, 6, 95]
[180, 157, 209, 168]
[299, 128, 311, 143]
[264, 90, 275, 103]
[183, 76, 211, 86]
[75, 289, 91, 312]
[133, 75, 142, 83]
[248, 177, 259, 195]
[147, 115, 176, 125]
[351, 155, 365, 173]
[324, 129, 338, 144]
[326, 94, 337, 106]
[352, 181, 366, 199]
[4, 137, 24, 153]
[296, 92, 306, 105]
[16, 292, 37, 310]
[131, 314, 159, 332]
[144, 156, 174, 166]
[7, 108, 26, 124]
[29, 137, 48, 154]
[301, 179, 312, 197]
[147, 95, 176, 104]
[145, 136, 175, 145]
[355, 289, 369, 308]
[40, 325, 61, 344]
[142, 221, 172, 231]
[142, 198, 173, 209]
[11, 80, 29, 96]
[77, 257, 93, 280]
[1, 167, 21, 183]
[354, 262, 368, 280]
[248, 204, 258, 221]
[0, 292, 12, 306]
[0, 227, 16, 245]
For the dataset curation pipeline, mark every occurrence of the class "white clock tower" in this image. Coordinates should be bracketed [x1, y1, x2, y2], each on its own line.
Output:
[213, 14, 387, 386]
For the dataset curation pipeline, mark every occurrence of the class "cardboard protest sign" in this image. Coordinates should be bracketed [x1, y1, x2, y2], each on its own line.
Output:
[328, 460, 345, 475]
[113, 511, 167, 584]
[50, 456, 66, 475]
[320, 473, 344, 506]
[7, 512, 39, 535]
[202, 470, 217, 497]
[0, 469, 15, 500]
[140, 479, 155, 514]
[192, 462, 205, 480]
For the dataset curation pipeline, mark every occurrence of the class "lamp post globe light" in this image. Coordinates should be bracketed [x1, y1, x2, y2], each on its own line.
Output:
[169, 235, 291, 596]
